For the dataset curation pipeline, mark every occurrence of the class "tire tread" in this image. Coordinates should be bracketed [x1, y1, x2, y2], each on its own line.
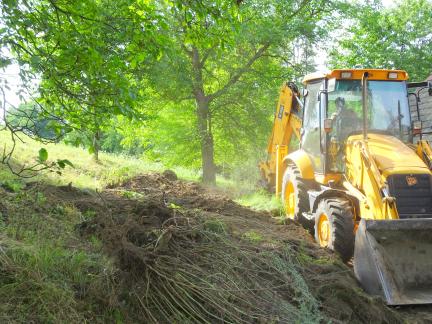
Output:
[314, 197, 354, 262]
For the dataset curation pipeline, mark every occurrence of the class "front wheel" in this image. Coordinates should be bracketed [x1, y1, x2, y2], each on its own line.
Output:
[314, 197, 355, 262]
[281, 165, 313, 231]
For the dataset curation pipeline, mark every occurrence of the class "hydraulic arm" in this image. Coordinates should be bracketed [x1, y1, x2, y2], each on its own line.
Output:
[259, 82, 302, 194]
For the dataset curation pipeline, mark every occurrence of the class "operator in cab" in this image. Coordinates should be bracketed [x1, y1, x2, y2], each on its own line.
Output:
[331, 96, 361, 142]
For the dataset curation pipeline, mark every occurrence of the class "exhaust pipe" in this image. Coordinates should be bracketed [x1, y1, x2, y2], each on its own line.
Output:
[354, 219, 432, 305]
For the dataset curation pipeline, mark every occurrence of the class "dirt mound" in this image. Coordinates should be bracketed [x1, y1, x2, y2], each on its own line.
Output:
[38, 173, 406, 323]
[109, 173, 262, 217]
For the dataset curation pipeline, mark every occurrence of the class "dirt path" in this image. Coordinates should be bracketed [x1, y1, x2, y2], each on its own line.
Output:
[39, 173, 432, 323]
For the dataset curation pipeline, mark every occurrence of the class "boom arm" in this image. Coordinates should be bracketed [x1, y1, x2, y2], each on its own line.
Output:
[259, 82, 303, 193]
[416, 140, 432, 169]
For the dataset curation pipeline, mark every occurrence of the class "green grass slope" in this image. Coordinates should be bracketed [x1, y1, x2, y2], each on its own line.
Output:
[0, 130, 279, 211]
[0, 130, 200, 190]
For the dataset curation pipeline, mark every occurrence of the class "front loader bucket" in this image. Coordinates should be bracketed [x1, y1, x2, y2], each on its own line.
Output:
[354, 219, 432, 305]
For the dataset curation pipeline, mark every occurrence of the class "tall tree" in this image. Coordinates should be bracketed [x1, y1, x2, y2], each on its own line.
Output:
[0, 0, 161, 160]
[146, 0, 329, 184]
[329, 0, 432, 81]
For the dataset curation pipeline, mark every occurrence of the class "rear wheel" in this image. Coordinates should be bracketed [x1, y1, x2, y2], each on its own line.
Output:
[281, 165, 313, 230]
[314, 197, 354, 262]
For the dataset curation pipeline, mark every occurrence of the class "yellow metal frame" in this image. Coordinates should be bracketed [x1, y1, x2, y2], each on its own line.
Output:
[275, 145, 288, 195]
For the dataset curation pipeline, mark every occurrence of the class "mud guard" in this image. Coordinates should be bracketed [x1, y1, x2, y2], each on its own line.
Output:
[283, 150, 315, 180]
[354, 219, 432, 305]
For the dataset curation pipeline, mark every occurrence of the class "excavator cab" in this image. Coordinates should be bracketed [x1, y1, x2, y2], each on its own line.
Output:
[260, 69, 432, 305]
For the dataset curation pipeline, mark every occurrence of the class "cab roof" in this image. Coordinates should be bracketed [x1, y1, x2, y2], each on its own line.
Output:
[302, 69, 409, 84]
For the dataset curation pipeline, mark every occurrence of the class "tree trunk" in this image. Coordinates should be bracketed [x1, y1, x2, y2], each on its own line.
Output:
[92, 129, 100, 162]
[190, 46, 216, 185]
[196, 97, 216, 184]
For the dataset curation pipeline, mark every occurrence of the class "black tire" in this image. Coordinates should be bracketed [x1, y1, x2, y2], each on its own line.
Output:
[281, 165, 313, 231]
[314, 198, 354, 262]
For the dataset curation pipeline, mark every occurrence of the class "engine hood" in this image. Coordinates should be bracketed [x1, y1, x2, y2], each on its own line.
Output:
[349, 133, 430, 176]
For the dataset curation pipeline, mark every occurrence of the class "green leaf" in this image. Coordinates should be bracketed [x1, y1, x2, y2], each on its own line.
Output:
[30, 55, 41, 65]
[62, 159, 74, 168]
[57, 159, 74, 169]
[38, 148, 48, 163]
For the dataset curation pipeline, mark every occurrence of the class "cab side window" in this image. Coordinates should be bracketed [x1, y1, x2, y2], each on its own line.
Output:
[301, 80, 324, 172]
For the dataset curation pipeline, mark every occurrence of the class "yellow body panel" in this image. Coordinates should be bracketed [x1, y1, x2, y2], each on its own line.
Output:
[315, 173, 342, 185]
[343, 133, 432, 220]
[347, 134, 431, 177]
[275, 145, 288, 195]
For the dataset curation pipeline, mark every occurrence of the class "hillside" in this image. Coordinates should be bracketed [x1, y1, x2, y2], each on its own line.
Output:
[0, 134, 430, 323]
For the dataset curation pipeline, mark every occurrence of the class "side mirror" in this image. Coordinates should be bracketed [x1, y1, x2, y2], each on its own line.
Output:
[328, 78, 336, 93]
[324, 118, 333, 133]
[303, 88, 309, 98]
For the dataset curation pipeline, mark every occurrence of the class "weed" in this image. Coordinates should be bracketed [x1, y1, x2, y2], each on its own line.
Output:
[243, 230, 263, 243]
[90, 235, 103, 250]
[35, 192, 47, 204]
[168, 202, 182, 209]
[0, 238, 116, 323]
[120, 190, 135, 199]
[0, 180, 24, 193]
[203, 218, 227, 234]
[83, 210, 97, 220]
[235, 189, 283, 212]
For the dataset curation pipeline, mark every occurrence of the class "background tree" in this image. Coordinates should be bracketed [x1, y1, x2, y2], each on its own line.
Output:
[0, 0, 162, 161]
[143, 0, 329, 184]
[329, 0, 432, 81]
[1, 0, 337, 182]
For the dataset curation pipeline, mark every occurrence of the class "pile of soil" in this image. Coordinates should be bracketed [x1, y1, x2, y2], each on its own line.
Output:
[37, 173, 421, 323]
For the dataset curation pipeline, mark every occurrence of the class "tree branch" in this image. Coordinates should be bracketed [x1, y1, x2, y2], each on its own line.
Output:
[207, 43, 270, 102]
[200, 45, 216, 67]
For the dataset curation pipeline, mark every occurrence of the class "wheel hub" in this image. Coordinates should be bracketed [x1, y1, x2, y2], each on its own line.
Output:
[318, 213, 330, 247]
[284, 181, 295, 218]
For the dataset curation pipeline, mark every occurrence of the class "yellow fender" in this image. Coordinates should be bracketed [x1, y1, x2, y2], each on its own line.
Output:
[283, 150, 315, 180]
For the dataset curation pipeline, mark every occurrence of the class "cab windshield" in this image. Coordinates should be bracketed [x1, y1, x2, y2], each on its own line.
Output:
[327, 80, 412, 143]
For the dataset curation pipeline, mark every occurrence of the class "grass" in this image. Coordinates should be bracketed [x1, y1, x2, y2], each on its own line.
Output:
[0, 186, 118, 323]
[0, 130, 199, 190]
[235, 189, 283, 213]
[0, 131, 281, 321]
[242, 230, 264, 243]
[0, 130, 279, 212]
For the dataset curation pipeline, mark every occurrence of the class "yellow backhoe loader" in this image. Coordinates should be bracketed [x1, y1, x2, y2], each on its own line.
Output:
[259, 69, 432, 305]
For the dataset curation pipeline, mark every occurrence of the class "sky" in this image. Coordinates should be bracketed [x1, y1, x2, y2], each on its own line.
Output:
[1, 62, 22, 108]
